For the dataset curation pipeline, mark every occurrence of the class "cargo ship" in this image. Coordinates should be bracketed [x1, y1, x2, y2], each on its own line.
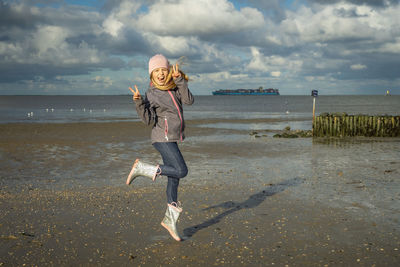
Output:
[212, 87, 280, 95]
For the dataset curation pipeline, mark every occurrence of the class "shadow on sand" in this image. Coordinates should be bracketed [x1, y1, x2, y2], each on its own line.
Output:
[183, 177, 304, 239]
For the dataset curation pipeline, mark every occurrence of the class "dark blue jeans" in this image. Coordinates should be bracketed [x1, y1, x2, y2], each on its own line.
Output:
[153, 142, 188, 204]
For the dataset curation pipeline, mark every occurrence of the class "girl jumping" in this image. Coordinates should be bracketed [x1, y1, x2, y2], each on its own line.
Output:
[126, 54, 194, 241]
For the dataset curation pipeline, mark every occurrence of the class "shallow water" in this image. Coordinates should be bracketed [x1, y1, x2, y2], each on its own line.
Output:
[196, 120, 312, 131]
[1, 95, 399, 123]
[182, 134, 400, 231]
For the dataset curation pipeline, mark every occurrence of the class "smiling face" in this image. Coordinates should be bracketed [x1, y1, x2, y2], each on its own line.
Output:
[151, 67, 169, 85]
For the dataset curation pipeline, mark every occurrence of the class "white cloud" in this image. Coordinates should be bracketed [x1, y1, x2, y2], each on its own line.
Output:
[137, 0, 264, 36]
[247, 47, 267, 71]
[270, 71, 281, 77]
[265, 35, 282, 45]
[0, 3, 108, 69]
[31, 29, 102, 66]
[33, 26, 70, 55]
[246, 47, 302, 75]
[305, 75, 327, 82]
[350, 64, 367, 70]
[380, 38, 400, 53]
[280, 3, 399, 44]
[143, 34, 195, 55]
[103, 15, 124, 37]
[195, 71, 248, 83]
[2, 24, 102, 66]
[93, 76, 113, 88]
[102, 1, 141, 37]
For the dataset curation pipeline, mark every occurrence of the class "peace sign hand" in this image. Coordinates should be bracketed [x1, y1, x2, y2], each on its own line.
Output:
[129, 85, 141, 100]
[172, 63, 181, 79]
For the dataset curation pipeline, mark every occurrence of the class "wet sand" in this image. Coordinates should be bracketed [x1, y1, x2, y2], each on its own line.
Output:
[1, 121, 399, 266]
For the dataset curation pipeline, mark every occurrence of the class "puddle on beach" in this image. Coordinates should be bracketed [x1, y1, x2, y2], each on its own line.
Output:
[183, 136, 400, 230]
[196, 120, 312, 131]
[185, 133, 247, 143]
[1, 128, 399, 231]
[185, 110, 310, 120]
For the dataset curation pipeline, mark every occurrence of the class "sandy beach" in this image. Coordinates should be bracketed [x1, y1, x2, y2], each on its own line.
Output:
[1, 120, 399, 266]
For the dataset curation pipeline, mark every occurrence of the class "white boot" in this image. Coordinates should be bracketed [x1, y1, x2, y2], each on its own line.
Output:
[161, 202, 182, 241]
[126, 159, 159, 185]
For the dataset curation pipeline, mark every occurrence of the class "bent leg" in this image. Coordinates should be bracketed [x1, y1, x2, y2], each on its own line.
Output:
[153, 142, 188, 204]
[153, 142, 188, 179]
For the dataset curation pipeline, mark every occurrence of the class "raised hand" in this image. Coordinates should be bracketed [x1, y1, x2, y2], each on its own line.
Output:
[129, 85, 141, 100]
[172, 63, 181, 79]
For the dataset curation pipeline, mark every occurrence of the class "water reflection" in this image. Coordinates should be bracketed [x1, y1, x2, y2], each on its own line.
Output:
[196, 120, 312, 131]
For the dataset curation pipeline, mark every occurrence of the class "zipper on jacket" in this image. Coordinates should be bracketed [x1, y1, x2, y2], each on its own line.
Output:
[167, 91, 183, 141]
[164, 117, 169, 141]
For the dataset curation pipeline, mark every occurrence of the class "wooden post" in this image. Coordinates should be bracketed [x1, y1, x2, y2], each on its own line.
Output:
[311, 90, 318, 136]
[379, 116, 382, 136]
[349, 116, 353, 136]
[392, 117, 395, 137]
[312, 97, 316, 136]
[313, 97, 316, 122]
[333, 116, 337, 136]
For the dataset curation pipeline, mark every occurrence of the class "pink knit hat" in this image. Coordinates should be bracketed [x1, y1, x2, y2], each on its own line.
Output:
[148, 54, 170, 75]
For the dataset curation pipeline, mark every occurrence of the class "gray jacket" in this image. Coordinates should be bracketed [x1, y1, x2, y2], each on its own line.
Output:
[134, 76, 194, 143]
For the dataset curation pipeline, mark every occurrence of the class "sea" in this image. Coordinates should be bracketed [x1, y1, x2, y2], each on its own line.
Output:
[0, 95, 399, 130]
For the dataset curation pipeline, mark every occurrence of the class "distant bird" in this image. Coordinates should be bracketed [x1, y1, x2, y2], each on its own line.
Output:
[286, 110, 290, 114]
[70, 108, 74, 112]
[103, 109, 106, 112]
[46, 108, 49, 112]
[51, 108, 54, 112]
[89, 109, 92, 113]
[83, 108, 86, 112]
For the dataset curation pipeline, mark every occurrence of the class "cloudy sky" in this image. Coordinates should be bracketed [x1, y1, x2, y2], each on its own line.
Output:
[1, 0, 399, 95]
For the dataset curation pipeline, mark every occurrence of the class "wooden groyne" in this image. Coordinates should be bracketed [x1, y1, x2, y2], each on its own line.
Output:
[313, 113, 400, 137]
